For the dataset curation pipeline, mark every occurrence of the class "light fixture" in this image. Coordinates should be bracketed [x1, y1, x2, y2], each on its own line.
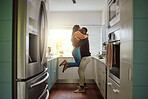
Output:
[72, 0, 76, 4]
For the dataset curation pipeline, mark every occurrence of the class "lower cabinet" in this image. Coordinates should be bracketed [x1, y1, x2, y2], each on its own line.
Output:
[107, 77, 120, 99]
[58, 57, 94, 80]
[58, 57, 75, 79]
[47, 58, 58, 90]
[93, 58, 106, 99]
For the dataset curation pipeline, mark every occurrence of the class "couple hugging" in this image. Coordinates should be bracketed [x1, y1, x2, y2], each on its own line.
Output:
[59, 25, 91, 93]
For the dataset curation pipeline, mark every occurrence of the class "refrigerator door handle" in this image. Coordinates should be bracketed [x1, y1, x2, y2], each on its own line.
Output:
[30, 72, 49, 88]
[44, 89, 49, 99]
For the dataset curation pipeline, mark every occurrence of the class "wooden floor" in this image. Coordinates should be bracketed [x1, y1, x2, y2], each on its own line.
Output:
[49, 83, 104, 99]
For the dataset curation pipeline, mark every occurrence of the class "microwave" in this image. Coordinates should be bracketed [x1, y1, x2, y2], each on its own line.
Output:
[108, 0, 120, 27]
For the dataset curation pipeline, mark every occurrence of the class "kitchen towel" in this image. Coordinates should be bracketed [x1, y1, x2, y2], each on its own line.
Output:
[106, 43, 113, 70]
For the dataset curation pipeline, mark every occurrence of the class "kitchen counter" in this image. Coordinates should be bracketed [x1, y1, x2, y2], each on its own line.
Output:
[47, 56, 58, 62]
[47, 55, 106, 66]
[92, 56, 106, 65]
[47, 55, 73, 62]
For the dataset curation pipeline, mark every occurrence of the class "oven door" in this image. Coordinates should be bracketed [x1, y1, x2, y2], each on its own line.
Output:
[17, 69, 49, 99]
[109, 41, 120, 84]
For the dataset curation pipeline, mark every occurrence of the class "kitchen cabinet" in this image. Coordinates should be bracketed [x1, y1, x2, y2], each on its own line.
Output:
[93, 58, 106, 99]
[47, 58, 58, 90]
[58, 57, 75, 80]
[106, 61, 132, 99]
[58, 57, 94, 82]
[107, 77, 121, 99]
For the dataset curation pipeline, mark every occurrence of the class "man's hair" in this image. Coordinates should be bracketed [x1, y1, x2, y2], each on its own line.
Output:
[82, 27, 88, 33]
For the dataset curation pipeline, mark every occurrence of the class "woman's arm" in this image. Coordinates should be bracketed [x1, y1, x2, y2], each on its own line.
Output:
[74, 31, 88, 41]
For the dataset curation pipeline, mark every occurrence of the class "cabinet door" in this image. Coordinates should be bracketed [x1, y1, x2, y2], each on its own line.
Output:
[48, 59, 58, 90]
[97, 61, 106, 98]
[58, 57, 73, 79]
[47, 61, 52, 90]
[120, 61, 132, 99]
[54, 59, 58, 79]
[93, 59, 97, 83]
[51, 59, 58, 84]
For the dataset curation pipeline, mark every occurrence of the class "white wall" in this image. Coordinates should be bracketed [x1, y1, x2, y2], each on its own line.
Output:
[48, 11, 103, 56]
[87, 26, 102, 55]
[48, 11, 102, 26]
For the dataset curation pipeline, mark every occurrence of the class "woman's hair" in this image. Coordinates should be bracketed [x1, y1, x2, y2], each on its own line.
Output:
[72, 25, 80, 34]
[71, 25, 80, 47]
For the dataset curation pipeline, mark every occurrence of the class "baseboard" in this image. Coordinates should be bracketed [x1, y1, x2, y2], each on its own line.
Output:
[56, 79, 95, 84]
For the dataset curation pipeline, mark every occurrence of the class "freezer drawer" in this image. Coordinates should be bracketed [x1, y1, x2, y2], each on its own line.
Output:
[17, 70, 49, 99]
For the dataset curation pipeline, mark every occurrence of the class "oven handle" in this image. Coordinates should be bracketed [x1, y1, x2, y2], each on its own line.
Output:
[30, 72, 49, 88]
[37, 84, 49, 99]
[108, 0, 116, 5]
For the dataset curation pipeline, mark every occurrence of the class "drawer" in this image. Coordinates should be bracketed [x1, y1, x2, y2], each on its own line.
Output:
[99, 85, 105, 98]
[107, 77, 120, 98]
[100, 87, 105, 98]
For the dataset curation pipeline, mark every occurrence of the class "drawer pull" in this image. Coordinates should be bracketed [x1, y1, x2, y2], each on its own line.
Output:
[113, 89, 120, 93]
[107, 82, 112, 86]
[128, 68, 132, 81]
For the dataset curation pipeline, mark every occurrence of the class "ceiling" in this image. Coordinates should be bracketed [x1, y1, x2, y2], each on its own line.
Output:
[48, 0, 106, 11]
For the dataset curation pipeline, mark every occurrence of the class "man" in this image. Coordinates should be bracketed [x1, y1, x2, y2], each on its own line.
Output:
[74, 27, 91, 93]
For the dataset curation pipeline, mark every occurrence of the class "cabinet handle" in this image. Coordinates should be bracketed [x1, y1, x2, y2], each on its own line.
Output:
[107, 82, 112, 86]
[113, 89, 120, 93]
[128, 68, 132, 81]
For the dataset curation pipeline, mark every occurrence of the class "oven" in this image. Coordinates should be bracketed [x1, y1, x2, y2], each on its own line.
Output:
[108, 29, 120, 84]
[108, 0, 120, 27]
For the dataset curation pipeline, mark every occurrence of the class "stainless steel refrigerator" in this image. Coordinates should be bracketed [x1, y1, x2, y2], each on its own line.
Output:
[12, 0, 49, 99]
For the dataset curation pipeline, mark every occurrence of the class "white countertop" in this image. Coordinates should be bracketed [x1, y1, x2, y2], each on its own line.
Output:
[47, 55, 106, 66]
[92, 56, 106, 65]
[46, 55, 73, 62]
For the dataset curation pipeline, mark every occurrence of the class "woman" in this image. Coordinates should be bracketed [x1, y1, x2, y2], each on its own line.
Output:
[59, 25, 88, 73]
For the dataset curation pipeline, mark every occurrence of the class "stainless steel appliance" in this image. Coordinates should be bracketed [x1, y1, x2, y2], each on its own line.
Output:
[108, 29, 120, 84]
[13, 0, 49, 99]
[108, 0, 120, 27]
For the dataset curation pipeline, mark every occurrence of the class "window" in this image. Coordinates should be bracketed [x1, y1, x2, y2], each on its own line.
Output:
[48, 29, 73, 56]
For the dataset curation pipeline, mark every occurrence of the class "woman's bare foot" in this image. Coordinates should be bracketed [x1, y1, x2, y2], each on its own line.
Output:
[62, 64, 68, 73]
[59, 60, 67, 67]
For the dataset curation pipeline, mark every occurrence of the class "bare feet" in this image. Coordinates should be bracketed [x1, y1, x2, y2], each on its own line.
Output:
[62, 64, 68, 73]
[59, 60, 67, 67]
